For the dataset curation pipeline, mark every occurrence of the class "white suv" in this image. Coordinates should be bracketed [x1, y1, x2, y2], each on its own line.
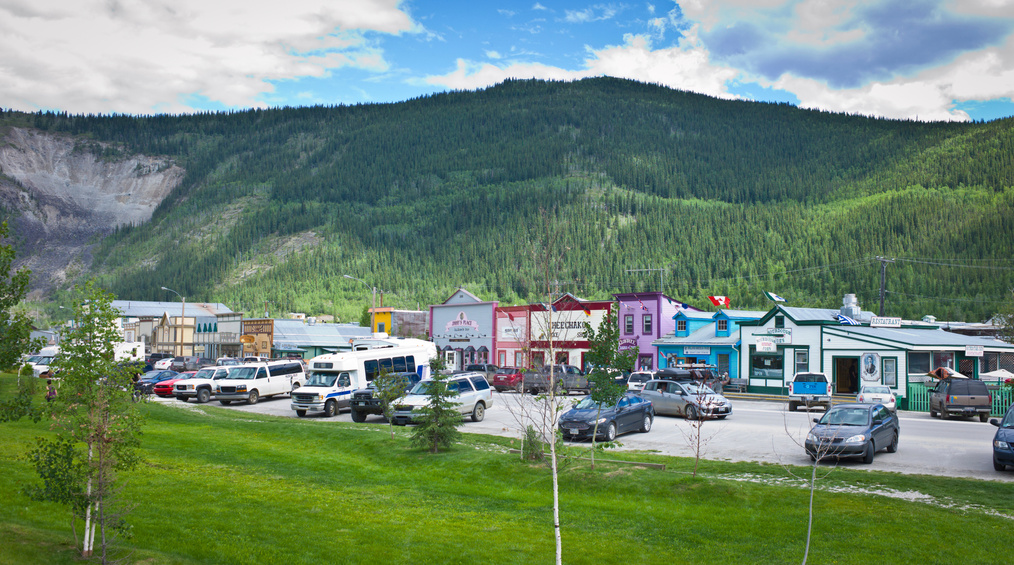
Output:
[174, 366, 232, 403]
[391, 372, 493, 425]
[215, 360, 307, 405]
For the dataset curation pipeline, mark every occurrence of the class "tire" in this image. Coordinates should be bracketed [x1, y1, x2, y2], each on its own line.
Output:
[196, 388, 211, 404]
[716, 415, 728, 420]
[886, 433, 898, 453]
[219, 400, 232, 406]
[809, 452, 817, 462]
[350, 408, 366, 422]
[296, 409, 307, 418]
[471, 402, 486, 422]
[639, 414, 653, 433]
[929, 407, 938, 418]
[788, 401, 798, 412]
[995, 458, 1006, 472]
[604, 422, 617, 442]
[515, 382, 523, 394]
[247, 390, 259, 405]
[862, 442, 875, 464]
[324, 400, 338, 418]
[685, 405, 699, 421]
[979, 414, 989, 423]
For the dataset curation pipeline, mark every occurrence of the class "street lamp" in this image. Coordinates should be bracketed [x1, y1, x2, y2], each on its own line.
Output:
[161, 286, 186, 356]
[343, 274, 376, 335]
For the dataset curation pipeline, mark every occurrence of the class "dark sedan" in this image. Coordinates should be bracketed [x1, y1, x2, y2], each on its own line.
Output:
[134, 370, 179, 395]
[558, 393, 654, 442]
[991, 405, 1014, 472]
[805, 403, 899, 464]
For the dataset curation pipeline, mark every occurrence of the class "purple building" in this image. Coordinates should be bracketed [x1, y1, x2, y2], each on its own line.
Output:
[613, 292, 704, 370]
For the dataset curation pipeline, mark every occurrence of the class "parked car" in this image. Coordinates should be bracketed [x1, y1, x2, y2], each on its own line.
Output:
[174, 366, 233, 403]
[153, 371, 196, 397]
[216, 360, 307, 405]
[169, 356, 214, 372]
[146, 352, 172, 366]
[558, 392, 654, 441]
[347, 371, 423, 422]
[654, 367, 695, 382]
[788, 372, 831, 411]
[626, 370, 656, 391]
[491, 367, 524, 392]
[465, 363, 498, 380]
[391, 372, 493, 425]
[522, 365, 590, 395]
[857, 385, 897, 411]
[804, 403, 899, 464]
[152, 357, 174, 370]
[216, 357, 241, 366]
[637, 379, 732, 420]
[134, 370, 179, 395]
[990, 405, 1014, 471]
[929, 378, 992, 422]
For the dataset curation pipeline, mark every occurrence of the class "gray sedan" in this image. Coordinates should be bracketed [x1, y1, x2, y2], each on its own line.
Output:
[637, 379, 733, 420]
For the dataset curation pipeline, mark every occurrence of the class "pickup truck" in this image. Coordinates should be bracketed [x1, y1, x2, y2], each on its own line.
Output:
[348, 371, 422, 422]
[522, 365, 590, 395]
[787, 372, 831, 411]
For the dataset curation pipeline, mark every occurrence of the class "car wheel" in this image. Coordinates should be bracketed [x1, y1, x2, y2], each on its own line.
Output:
[197, 388, 211, 403]
[808, 452, 817, 462]
[350, 408, 366, 422]
[296, 409, 307, 418]
[929, 407, 938, 418]
[979, 414, 989, 423]
[515, 382, 524, 394]
[605, 422, 617, 441]
[247, 390, 259, 405]
[995, 458, 1007, 472]
[685, 405, 699, 420]
[324, 400, 338, 418]
[639, 414, 652, 433]
[219, 400, 232, 406]
[716, 415, 728, 420]
[788, 401, 798, 412]
[471, 402, 486, 422]
[862, 442, 875, 464]
[886, 433, 898, 453]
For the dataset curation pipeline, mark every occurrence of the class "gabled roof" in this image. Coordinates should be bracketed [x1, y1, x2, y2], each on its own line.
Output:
[654, 324, 740, 347]
[823, 325, 1014, 350]
[673, 309, 715, 321]
[715, 309, 767, 320]
[439, 288, 488, 306]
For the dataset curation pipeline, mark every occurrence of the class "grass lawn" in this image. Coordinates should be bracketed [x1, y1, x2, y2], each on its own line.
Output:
[1, 374, 1012, 564]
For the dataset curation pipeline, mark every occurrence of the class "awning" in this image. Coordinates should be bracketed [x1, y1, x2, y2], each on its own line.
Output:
[441, 345, 454, 351]
[477, 346, 489, 353]
[465, 346, 476, 353]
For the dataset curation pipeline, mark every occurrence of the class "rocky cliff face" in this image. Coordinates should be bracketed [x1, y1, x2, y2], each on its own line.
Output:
[0, 127, 184, 294]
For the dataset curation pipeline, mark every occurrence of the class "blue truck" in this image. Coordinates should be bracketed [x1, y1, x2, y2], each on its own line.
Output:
[787, 372, 831, 411]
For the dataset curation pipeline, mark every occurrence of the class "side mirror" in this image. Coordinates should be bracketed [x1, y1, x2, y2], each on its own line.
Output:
[991, 419, 1001, 427]
[872, 418, 882, 425]
[813, 418, 820, 424]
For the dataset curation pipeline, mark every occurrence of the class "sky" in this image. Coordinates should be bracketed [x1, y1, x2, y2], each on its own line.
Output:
[1, 1, 1013, 122]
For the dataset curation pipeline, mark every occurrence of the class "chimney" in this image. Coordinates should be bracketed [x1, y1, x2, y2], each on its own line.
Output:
[841, 294, 861, 318]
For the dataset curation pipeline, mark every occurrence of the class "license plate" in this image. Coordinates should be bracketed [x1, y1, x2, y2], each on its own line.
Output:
[569, 428, 579, 435]
[353, 401, 366, 406]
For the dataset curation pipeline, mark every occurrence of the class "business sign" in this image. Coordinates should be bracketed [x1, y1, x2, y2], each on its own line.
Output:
[446, 311, 480, 335]
[965, 345, 984, 357]
[757, 334, 791, 345]
[684, 346, 711, 355]
[870, 316, 902, 328]
[756, 340, 777, 352]
[618, 338, 638, 349]
[766, 328, 792, 335]
[531, 309, 604, 342]
[500, 326, 523, 339]
[861, 353, 880, 382]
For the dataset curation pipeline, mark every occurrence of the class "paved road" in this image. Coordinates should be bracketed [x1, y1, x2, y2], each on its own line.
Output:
[154, 390, 1012, 482]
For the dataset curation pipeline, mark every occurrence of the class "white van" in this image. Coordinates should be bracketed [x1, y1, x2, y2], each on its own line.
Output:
[174, 366, 233, 403]
[291, 338, 436, 418]
[215, 360, 307, 405]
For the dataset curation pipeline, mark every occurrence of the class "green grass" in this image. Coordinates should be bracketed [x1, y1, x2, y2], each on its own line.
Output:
[1, 374, 1012, 564]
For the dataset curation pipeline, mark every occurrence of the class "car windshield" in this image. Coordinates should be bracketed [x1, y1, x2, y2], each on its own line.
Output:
[224, 367, 259, 380]
[862, 386, 891, 394]
[684, 384, 716, 395]
[306, 373, 338, 387]
[217, 358, 240, 366]
[192, 369, 215, 379]
[27, 355, 42, 363]
[36, 356, 55, 365]
[1000, 410, 1014, 428]
[629, 374, 651, 383]
[819, 408, 870, 426]
[409, 381, 461, 395]
[572, 397, 609, 410]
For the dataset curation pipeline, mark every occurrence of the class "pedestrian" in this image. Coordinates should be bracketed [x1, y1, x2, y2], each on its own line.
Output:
[45, 379, 57, 402]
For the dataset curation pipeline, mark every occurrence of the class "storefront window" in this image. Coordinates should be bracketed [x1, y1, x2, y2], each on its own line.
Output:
[909, 351, 954, 374]
[751, 354, 783, 379]
[883, 358, 897, 387]
[555, 352, 569, 364]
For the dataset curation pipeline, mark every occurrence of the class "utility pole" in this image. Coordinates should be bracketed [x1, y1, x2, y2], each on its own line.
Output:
[875, 256, 895, 316]
[626, 268, 667, 294]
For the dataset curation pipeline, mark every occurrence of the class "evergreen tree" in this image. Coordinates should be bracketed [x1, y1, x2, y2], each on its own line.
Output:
[410, 357, 462, 453]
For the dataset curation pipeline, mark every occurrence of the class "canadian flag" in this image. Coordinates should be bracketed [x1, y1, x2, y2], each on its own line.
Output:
[708, 296, 730, 307]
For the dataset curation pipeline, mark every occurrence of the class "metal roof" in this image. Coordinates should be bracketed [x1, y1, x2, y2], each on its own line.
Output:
[271, 319, 371, 347]
[654, 324, 740, 347]
[112, 300, 233, 318]
[823, 325, 1014, 350]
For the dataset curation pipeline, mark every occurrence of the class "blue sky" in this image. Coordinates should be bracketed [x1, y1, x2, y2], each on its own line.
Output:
[2, 1, 1013, 121]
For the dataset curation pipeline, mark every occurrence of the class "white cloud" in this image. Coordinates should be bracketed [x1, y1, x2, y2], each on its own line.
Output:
[424, 28, 739, 101]
[0, 0, 416, 114]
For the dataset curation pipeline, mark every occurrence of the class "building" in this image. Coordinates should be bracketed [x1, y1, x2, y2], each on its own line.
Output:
[494, 293, 612, 370]
[654, 308, 766, 378]
[494, 304, 531, 368]
[368, 307, 429, 338]
[112, 300, 234, 357]
[737, 294, 1014, 405]
[614, 292, 703, 370]
[429, 289, 497, 370]
[269, 319, 372, 359]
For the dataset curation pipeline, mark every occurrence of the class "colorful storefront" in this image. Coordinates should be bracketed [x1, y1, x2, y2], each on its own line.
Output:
[429, 289, 497, 370]
[654, 309, 766, 378]
[614, 292, 701, 370]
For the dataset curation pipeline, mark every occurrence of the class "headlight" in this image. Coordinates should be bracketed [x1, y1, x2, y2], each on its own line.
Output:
[806, 432, 817, 442]
[995, 440, 1011, 450]
[844, 434, 867, 444]
[236, 385, 247, 392]
[596, 417, 608, 424]
[315, 393, 324, 402]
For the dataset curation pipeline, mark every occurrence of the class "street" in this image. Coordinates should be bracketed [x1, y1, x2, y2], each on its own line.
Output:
[155, 390, 1012, 482]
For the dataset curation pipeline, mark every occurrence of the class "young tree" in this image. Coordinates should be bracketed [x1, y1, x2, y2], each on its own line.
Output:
[372, 369, 412, 439]
[582, 306, 637, 469]
[410, 357, 462, 453]
[0, 220, 42, 369]
[24, 281, 143, 562]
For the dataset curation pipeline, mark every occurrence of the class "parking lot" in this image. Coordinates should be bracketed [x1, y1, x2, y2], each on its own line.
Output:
[153, 389, 1012, 482]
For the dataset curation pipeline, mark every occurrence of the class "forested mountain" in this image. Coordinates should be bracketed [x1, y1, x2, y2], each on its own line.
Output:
[2, 77, 1013, 323]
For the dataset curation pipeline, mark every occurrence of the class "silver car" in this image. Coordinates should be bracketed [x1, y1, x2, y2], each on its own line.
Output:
[856, 385, 897, 411]
[637, 379, 732, 420]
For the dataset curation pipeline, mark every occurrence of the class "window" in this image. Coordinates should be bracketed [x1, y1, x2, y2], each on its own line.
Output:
[470, 376, 490, 391]
[515, 351, 525, 367]
[338, 373, 351, 387]
[364, 360, 379, 382]
[556, 352, 569, 364]
[774, 316, 784, 329]
[379, 358, 393, 374]
[717, 319, 728, 332]
[795, 350, 808, 374]
[377, 322, 386, 333]
[642, 314, 653, 334]
[677, 320, 687, 332]
[751, 354, 783, 379]
[882, 358, 897, 387]
[909, 351, 953, 374]
[717, 354, 730, 376]
[624, 315, 634, 334]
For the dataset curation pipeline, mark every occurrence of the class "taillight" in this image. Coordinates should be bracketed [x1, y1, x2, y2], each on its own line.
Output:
[946, 395, 951, 402]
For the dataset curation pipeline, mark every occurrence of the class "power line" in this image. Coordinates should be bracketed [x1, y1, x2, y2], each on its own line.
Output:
[885, 290, 1008, 303]
[893, 257, 1014, 270]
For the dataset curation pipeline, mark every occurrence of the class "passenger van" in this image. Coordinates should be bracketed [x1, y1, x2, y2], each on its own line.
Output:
[215, 360, 307, 405]
[291, 338, 437, 417]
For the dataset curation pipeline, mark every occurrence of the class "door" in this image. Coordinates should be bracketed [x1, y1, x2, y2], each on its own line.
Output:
[834, 357, 859, 394]
[336, 373, 352, 409]
[614, 396, 639, 432]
